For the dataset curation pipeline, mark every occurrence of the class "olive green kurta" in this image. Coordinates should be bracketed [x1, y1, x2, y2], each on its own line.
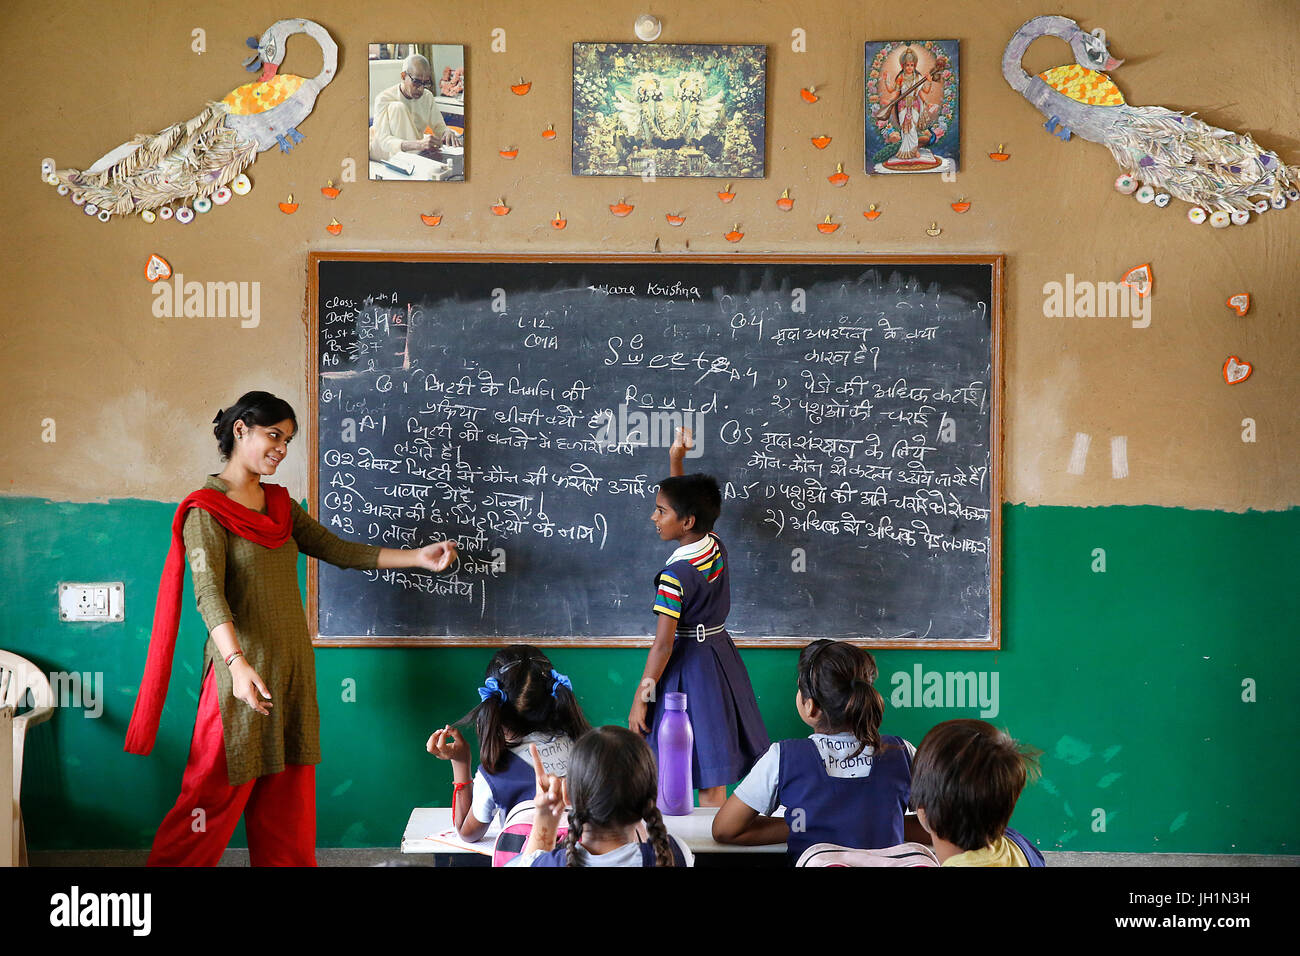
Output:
[182, 475, 381, 785]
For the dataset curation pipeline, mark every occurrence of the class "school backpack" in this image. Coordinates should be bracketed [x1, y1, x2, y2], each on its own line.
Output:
[1004, 827, 1046, 866]
[795, 841, 940, 867]
[491, 800, 571, 867]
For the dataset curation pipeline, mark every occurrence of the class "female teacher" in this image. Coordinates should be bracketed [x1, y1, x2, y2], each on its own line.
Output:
[125, 391, 457, 866]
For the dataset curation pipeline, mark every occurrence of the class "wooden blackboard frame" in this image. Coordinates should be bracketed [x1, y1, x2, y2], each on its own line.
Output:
[307, 252, 1004, 650]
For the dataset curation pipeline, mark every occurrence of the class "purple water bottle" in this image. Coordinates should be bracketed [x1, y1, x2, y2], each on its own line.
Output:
[657, 692, 694, 816]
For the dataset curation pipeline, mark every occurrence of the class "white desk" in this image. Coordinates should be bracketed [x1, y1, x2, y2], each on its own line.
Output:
[401, 806, 784, 861]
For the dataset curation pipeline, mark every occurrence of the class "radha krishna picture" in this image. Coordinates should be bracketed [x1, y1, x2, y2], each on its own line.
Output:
[573, 42, 766, 178]
[865, 40, 960, 174]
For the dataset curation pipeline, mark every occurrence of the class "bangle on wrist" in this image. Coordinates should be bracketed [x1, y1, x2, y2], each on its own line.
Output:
[224, 650, 244, 667]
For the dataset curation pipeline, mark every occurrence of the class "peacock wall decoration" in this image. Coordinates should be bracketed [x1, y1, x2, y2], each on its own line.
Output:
[42, 18, 337, 224]
[1003, 15, 1298, 225]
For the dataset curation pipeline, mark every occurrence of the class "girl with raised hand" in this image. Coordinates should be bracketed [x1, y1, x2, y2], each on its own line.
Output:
[427, 644, 590, 841]
[630, 427, 768, 807]
[509, 725, 693, 866]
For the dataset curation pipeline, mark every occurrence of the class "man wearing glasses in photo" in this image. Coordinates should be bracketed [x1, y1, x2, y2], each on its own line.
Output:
[370, 53, 462, 161]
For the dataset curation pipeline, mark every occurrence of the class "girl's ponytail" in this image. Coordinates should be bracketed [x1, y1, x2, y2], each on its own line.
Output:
[547, 672, 593, 743]
[848, 677, 884, 756]
[798, 640, 887, 758]
[456, 687, 506, 773]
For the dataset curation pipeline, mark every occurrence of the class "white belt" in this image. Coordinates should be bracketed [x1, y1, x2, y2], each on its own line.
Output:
[679, 623, 726, 643]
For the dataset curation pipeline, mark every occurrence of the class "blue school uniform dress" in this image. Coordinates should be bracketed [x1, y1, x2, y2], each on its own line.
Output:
[645, 533, 769, 789]
[471, 733, 571, 827]
[733, 731, 915, 862]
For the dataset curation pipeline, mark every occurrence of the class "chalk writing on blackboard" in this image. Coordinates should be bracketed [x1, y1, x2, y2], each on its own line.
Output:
[311, 258, 1001, 647]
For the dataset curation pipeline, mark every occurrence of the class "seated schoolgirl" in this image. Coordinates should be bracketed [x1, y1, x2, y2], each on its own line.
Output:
[427, 645, 590, 842]
[509, 726, 693, 867]
[712, 639, 914, 862]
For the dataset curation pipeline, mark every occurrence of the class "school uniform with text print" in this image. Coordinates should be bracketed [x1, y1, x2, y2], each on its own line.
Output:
[732, 731, 915, 861]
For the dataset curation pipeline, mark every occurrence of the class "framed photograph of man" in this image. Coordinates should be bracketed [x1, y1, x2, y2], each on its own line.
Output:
[572, 42, 766, 178]
[368, 43, 465, 181]
[864, 40, 960, 175]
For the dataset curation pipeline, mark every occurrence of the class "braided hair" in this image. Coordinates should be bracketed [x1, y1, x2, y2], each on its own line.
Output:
[562, 806, 586, 868]
[455, 645, 591, 774]
[641, 799, 676, 869]
[563, 726, 679, 867]
[797, 639, 886, 759]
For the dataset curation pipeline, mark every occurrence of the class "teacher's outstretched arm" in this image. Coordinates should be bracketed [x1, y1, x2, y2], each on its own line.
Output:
[377, 540, 458, 572]
[290, 499, 458, 573]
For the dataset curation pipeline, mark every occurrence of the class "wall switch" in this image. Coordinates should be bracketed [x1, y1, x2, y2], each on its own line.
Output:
[59, 582, 124, 622]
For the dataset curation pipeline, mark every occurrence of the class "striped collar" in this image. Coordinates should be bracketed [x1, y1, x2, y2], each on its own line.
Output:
[665, 532, 718, 566]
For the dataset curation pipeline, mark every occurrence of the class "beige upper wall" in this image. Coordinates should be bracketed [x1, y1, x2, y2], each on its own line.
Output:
[1, 0, 1296, 510]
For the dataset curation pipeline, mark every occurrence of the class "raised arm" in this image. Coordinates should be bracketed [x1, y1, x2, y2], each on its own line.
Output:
[520, 744, 567, 857]
[668, 426, 693, 477]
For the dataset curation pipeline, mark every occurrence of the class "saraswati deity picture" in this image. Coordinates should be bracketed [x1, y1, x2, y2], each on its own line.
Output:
[573, 42, 766, 178]
[865, 40, 960, 175]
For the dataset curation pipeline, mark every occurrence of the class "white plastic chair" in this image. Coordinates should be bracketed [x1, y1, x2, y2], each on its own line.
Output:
[0, 651, 54, 866]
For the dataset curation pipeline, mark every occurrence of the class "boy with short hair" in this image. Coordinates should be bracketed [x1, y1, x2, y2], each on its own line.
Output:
[910, 718, 1045, 866]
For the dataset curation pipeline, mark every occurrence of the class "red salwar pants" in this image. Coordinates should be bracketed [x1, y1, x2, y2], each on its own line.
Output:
[147, 667, 317, 866]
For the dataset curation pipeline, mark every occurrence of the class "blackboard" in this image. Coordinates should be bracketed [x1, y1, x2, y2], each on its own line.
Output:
[308, 254, 1003, 648]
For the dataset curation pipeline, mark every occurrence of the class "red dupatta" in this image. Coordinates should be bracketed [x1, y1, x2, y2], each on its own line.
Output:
[124, 483, 293, 755]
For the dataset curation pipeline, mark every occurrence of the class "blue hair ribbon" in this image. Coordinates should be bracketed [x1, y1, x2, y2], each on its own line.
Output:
[478, 676, 507, 703]
[550, 669, 572, 697]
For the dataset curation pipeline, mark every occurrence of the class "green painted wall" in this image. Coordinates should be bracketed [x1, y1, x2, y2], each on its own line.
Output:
[2, 497, 1295, 853]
